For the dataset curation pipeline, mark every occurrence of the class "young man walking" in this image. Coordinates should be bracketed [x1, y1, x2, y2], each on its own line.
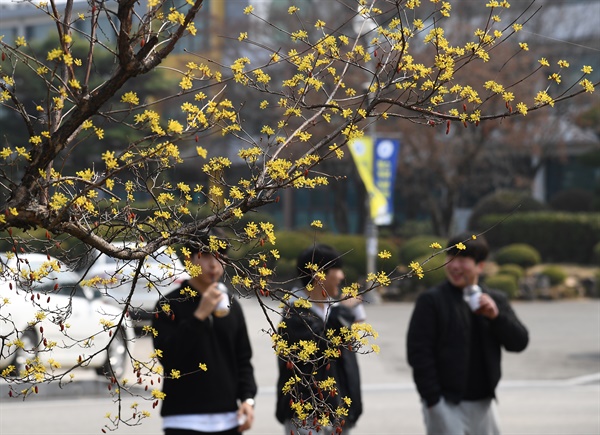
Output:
[407, 233, 528, 434]
[153, 238, 257, 435]
[276, 244, 363, 435]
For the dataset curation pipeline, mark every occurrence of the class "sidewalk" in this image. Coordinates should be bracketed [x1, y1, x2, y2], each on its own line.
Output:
[239, 297, 600, 434]
[1, 298, 599, 434]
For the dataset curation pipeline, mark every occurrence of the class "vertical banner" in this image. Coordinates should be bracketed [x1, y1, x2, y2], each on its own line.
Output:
[348, 137, 388, 222]
[373, 138, 401, 225]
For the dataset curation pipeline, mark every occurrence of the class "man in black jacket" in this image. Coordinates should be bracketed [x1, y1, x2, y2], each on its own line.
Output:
[407, 233, 528, 435]
[153, 237, 257, 435]
[276, 244, 363, 435]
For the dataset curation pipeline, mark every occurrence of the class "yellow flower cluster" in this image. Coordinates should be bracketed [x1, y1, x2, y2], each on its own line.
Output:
[367, 271, 391, 287]
[409, 261, 424, 279]
[238, 147, 262, 163]
[266, 158, 292, 181]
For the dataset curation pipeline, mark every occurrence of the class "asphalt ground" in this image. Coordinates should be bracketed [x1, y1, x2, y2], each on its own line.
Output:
[1, 298, 599, 434]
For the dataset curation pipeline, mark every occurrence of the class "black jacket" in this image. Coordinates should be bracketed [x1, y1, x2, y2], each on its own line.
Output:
[406, 281, 529, 407]
[152, 281, 257, 416]
[275, 303, 363, 427]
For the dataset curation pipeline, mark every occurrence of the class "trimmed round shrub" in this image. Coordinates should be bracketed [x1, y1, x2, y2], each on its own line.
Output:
[485, 274, 519, 299]
[414, 253, 447, 288]
[400, 235, 447, 264]
[540, 265, 567, 286]
[469, 189, 545, 231]
[494, 244, 541, 269]
[497, 263, 525, 282]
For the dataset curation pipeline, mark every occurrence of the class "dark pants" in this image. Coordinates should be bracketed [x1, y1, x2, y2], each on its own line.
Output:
[165, 428, 240, 435]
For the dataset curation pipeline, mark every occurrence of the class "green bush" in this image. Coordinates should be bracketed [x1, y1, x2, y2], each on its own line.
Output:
[479, 212, 600, 264]
[414, 253, 447, 288]
[594, 242, 600, 265]
[497, 263, 525, 282]
[320, 233, 399, 283]
[399, 235, 447, 264]
[540, 265, 568, 286]
[468, 189, 546, 230]
[485, 274, 519, 299]
[495, 244, 541, 269]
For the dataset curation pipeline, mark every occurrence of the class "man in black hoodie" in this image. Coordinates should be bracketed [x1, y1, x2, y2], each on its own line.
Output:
[153, 237, 257, 435]
[276, 244, 363, 435]
[407, 233, 528, 435]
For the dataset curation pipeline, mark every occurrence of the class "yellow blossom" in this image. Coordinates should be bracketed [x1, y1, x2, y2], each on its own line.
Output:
[579, 79, 594, 93]
[168, 120, 184, 134]
[534, 90, 554, 107]
[409, 261, 424, 279]
[516, 102, 528, 115]
[121, 92, 139, 105]
[196, 146, 207, 158]
[151, 389, 166, 400]
[69, 79, 81, 89]
[29, 136, 42, 145]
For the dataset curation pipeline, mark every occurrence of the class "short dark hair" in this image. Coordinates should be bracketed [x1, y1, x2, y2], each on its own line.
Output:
[296, 244, 344, 287]
[184, 229, 229, 257]
[446, 232, 489, 263]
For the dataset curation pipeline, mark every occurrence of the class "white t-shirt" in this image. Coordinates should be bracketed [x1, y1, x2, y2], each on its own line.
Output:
[163, 411, 239, 432]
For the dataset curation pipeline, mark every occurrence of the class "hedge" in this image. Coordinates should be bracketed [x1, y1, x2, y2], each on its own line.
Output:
[399, 235, 447, 264]
[234, 230, 400, 285]
[468, 189, 546, 230]
[477, 212, 600, 264]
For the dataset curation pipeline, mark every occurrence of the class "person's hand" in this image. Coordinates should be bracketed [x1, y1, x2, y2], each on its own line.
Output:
[193, 283, 224, 321]
[475, 293, 499, 319]
[237, 400, 255, 432]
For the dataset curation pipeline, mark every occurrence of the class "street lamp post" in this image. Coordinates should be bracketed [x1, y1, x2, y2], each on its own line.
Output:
[353, 5, 381, 299]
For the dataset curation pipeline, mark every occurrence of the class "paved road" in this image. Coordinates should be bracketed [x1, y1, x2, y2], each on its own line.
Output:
[1, 298, 599, 434]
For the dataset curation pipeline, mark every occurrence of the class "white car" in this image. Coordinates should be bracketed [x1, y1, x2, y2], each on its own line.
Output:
[79, 244, 190, 320]
[0, 253, 135, 378]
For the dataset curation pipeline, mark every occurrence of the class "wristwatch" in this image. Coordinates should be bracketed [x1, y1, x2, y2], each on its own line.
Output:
[243, 398, 255, 407]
